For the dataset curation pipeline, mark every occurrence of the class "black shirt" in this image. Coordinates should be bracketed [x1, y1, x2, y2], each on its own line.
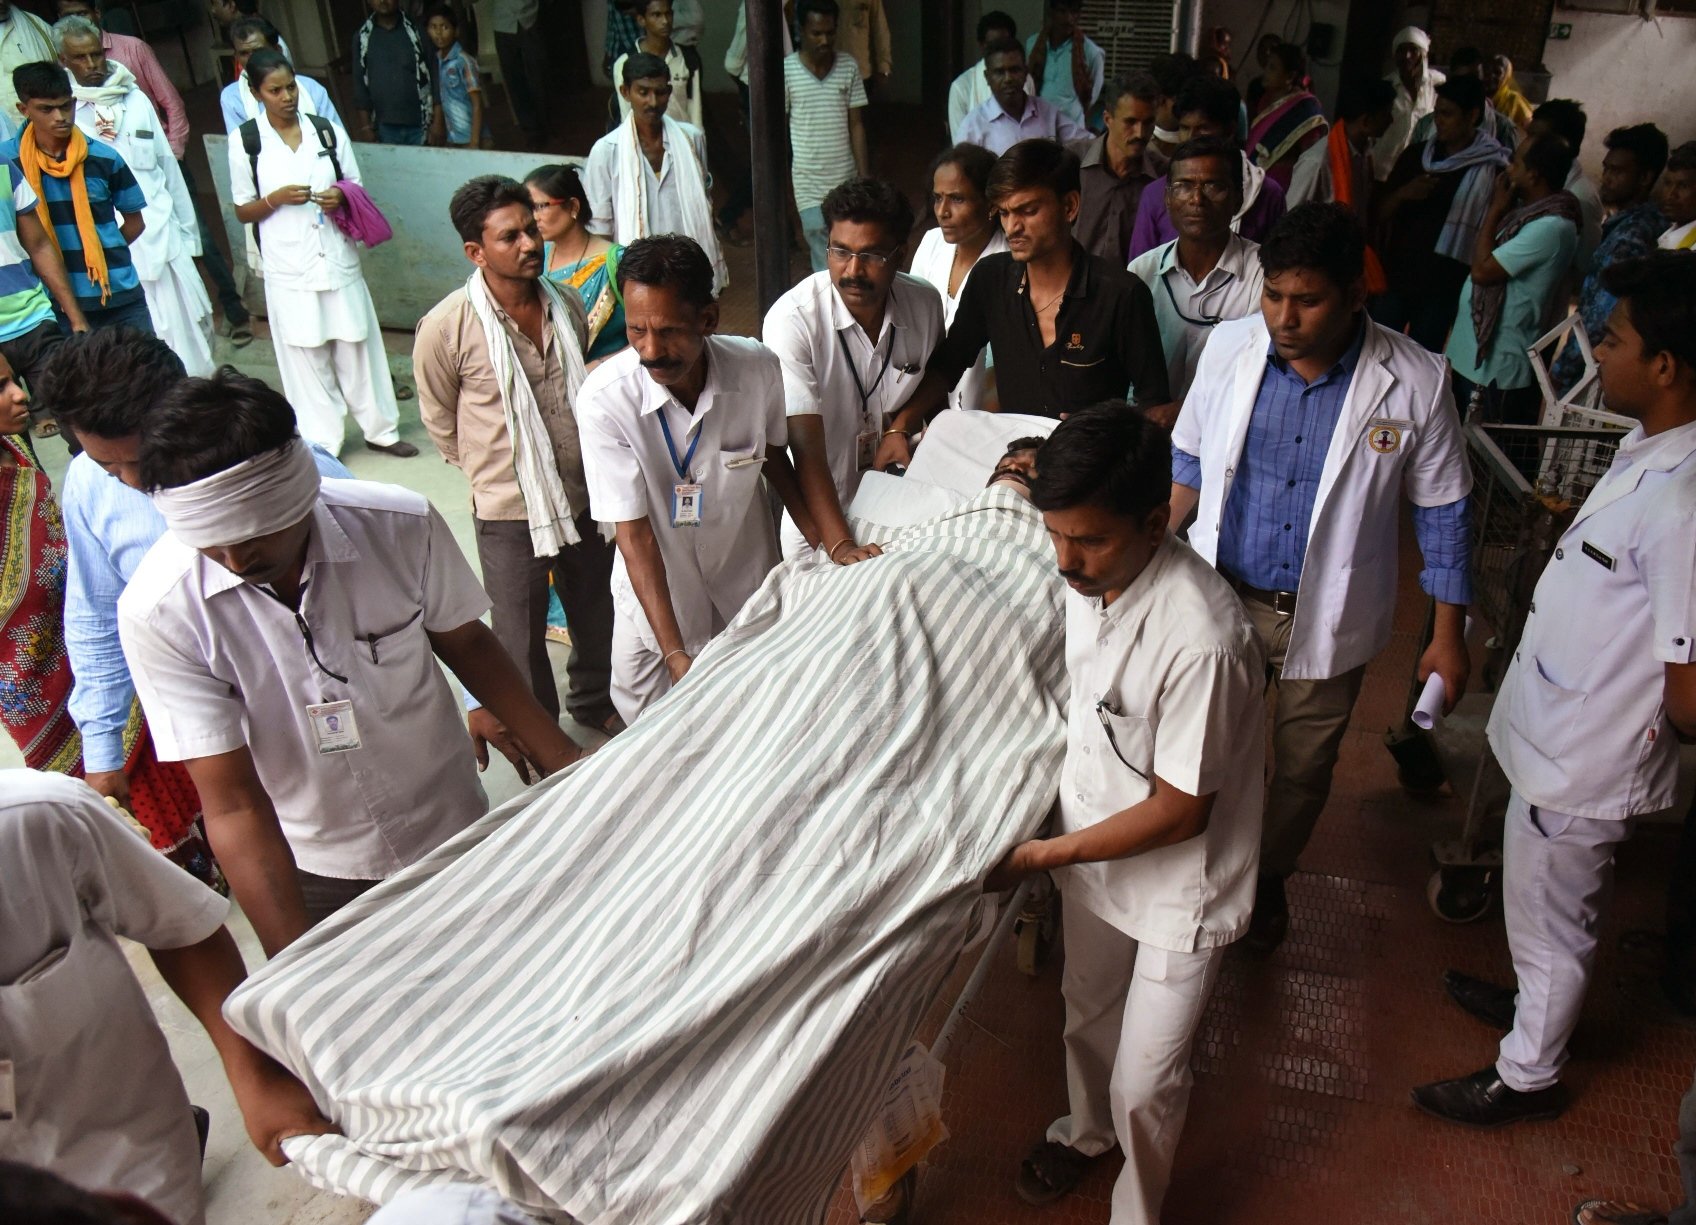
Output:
[926, 242, 1172, 417]
[1380, 140, 1473, 297]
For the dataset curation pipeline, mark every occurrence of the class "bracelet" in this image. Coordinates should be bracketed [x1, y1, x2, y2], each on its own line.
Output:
[663, 649, 688, 664]
[881, 427, 914, 439]
[827, 539, 853, 560]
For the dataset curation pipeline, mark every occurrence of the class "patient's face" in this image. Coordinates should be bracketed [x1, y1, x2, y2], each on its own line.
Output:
[988, 447, 1038, 494]
[1042, 501, 1170, 604]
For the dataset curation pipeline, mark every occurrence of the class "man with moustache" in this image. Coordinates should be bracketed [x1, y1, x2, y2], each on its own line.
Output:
[763, 176, 943, 562]
[416, 176, 622, 743]
[576, 235, 810, 723]
[987, 402, 1265, 1224]
[876, 139, 1171, 467]
[1076, 71, 1163, 265]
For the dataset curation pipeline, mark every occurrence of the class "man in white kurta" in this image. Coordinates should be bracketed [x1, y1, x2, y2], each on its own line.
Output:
[762, 177, 942, 560]
[1414, 253, 1696, 1129]
[58, 21, 213, 374]
[576, 236, 801, 724]
[989, 403, 1264, 1225]
[0, 770, 332, 1225]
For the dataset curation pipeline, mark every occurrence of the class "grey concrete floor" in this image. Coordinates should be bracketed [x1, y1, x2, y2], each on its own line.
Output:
[1, 325, 589, 1223]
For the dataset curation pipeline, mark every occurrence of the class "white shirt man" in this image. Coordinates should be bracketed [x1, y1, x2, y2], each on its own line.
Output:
[66, 53, 213, 375]
[1129, 231, 1263, 404]
[763, 267, 943, 557]
[0, 3, 55, 118]
[577, 334, 788, 723]
[957, 91, 1087, 157]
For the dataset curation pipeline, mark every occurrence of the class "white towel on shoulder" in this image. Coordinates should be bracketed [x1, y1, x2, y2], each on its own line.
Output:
[611, 113, 729, 295]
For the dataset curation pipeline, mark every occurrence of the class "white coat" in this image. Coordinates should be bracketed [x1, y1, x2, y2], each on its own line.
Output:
[1172, 315, 1471, 680]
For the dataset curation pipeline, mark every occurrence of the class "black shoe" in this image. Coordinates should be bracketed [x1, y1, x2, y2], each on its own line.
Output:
[192, 1105, 211, 1163]
[1443, 969, 1517, 1029]
[1241, 874, 1287, 957]
[1410, 1066, 1568, 1127]
[364, 439, 419, 457]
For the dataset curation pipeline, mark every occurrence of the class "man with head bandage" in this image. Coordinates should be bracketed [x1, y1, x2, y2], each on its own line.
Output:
[117, 368, 584, 956]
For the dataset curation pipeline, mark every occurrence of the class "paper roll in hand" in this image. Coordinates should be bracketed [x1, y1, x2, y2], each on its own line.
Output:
[1411, 673, 1446, 730]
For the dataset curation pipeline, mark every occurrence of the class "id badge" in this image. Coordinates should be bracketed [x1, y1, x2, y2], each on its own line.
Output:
[672, 482, 703, 527]
[307, 700, 363, 754]
[857, 429, 878, 472]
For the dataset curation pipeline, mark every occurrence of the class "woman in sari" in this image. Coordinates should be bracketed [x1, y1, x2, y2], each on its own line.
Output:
[1247, 41, 1327, 192]
[0, 352, 220, 889]
[525, 163, 628, 366]
[1483, 54, 1534, 134]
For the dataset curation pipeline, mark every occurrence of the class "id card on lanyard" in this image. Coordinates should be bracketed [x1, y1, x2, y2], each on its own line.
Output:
[840, 328, 894, 472]
[658, 408, 704, 527]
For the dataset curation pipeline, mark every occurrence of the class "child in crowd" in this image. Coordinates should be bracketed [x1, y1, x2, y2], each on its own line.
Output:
[426, 4, 487, 149]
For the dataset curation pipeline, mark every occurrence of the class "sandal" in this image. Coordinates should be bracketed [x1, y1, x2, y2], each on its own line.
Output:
[1573, 1199, 1668, 1225]
[1014, 1140, 1091, 1206]
[32, 417, 59, 439]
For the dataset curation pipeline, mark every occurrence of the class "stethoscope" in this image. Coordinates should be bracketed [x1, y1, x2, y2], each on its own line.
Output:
[1163, 274, 1226, 329]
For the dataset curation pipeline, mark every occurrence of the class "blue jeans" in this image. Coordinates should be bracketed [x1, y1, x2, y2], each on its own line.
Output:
[376, 123, 425, 145]
[78, 296, 155, 335]
[800, 205, 829, 273]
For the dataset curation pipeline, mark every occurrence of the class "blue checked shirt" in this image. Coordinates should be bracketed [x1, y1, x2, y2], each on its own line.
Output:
[63, 448, 351, 773]
[1173, 327, 1472, 606]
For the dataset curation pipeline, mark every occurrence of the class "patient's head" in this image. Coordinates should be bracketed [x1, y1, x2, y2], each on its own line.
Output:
[988, 435, 1045, 493]
[1031, 403, 1172, 604]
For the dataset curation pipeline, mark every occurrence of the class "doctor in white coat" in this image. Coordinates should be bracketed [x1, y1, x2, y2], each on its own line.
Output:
[1414, 251, 1696, 1128]
[1171, 201, 1473, 954]
[57, 16, 213, 375]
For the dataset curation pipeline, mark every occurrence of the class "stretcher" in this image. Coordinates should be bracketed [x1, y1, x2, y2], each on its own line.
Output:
[224, 411, 1065, 1224]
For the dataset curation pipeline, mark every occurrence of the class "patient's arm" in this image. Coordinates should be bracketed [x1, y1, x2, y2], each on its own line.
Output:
[984, 774, 1214, 891]
[617, 517, 694, 681]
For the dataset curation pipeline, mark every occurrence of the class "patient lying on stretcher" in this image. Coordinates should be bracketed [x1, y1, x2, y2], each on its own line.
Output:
[225, 431, 1068, 1225]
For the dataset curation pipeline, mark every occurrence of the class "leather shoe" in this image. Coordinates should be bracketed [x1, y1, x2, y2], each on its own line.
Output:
[365, 439, 419, 457]
[1443, 969, 1516, 1029]
[1411, 1065, 1568, 1127]
[1241, 874, 1287, 957]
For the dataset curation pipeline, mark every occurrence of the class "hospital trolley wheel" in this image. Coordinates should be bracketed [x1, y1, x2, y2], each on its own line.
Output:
[1427, 865, 1497, 924]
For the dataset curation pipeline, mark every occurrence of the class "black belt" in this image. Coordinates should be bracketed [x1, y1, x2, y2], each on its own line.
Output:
[1225, 572, 1299, 616]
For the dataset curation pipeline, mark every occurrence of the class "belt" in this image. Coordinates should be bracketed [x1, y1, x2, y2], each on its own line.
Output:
[1225, 572, 1299, 616]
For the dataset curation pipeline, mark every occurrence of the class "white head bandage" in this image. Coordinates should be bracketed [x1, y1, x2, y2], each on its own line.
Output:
[1393, 26, 1431, 53]
[150, 438, 322, 548]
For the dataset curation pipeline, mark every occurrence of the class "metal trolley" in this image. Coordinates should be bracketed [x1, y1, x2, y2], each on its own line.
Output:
[1425, 314, 1629, 920]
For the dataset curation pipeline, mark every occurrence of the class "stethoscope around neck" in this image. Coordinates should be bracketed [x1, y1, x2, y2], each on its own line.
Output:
[1163, 275, 1225, 329]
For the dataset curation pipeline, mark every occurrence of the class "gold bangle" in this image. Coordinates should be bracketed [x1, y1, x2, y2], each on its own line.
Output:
[663, 649, 688, 664]
[881, 427, 913, 439]
[826, 539, 853, 560]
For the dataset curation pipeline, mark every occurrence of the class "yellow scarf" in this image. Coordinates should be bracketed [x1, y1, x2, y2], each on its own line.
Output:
[17, 125, 112, 304]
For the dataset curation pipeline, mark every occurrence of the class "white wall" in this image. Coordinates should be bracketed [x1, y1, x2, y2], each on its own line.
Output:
[1542, 10, 1696, 180]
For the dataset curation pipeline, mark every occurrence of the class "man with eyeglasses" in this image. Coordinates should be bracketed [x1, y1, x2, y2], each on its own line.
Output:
[875, 139, 1171, 470]
[118, 367, 582, 957]
[762, 177, 943, 562]
[1129, 136, 1264, 407]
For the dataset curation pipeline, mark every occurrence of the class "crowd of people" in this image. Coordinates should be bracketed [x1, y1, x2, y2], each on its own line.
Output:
[2, 3, 1696, 1225]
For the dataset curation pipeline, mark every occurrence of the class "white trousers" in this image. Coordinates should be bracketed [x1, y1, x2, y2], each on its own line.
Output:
[1497, 791, 1631, 1091]
[271, 297, 400, 454]
[609, 612, 673, 726]
[1046, 888, 1224, 1225]
[141, 252, 214, 377]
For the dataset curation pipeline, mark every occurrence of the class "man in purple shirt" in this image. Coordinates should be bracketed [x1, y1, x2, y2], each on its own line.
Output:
[956, 36, 1087, 157]
[1129, 74, 1286, 261]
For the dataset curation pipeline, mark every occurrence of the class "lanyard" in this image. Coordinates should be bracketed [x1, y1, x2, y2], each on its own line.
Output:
[837, 327, 895, 427]
[657, 407, 701, 481]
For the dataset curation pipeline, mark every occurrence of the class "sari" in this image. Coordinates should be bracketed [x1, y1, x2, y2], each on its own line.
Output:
[1248, 89, 1327, 191]
[545, 240, 629, 363]
[0, 435, 222, 889]
[1492, 62, 1534, 132]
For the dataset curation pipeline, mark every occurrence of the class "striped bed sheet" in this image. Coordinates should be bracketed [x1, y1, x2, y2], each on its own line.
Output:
[225, 485, 1068, 1224]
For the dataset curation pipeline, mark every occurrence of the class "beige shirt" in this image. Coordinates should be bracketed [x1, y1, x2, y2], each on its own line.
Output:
[834, 0, 890, 79]
[415, 285, 591, 523]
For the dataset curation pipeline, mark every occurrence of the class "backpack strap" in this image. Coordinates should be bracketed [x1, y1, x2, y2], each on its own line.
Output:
[239, 119, 264, 252]
[307, 113, 344, 183]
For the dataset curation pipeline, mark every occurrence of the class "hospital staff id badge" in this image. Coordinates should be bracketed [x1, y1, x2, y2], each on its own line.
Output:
[857, 428, 879, 472]
[307, 700, 363, 754]
[672, 482, 704, 527]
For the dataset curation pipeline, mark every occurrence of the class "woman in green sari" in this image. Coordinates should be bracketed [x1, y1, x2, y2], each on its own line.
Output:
[525, 164, 628, 365]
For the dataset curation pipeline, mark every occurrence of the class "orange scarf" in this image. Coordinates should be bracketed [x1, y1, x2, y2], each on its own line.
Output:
[1327, 123, 1387, 294]
[17, 125, 112, 304]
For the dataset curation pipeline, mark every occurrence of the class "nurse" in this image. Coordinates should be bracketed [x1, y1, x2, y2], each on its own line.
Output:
[1170, 201, 1473, 955]
[228, 49, 414, 459]
[0, 770, 332, 1225]
[988, 403, 1265, 1225]
[1414, 251, 1696, 1127]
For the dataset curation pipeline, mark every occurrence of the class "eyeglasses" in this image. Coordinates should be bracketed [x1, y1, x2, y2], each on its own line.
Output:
[531, 199, 564, 213]
[825, 246, 896, 267]
[1166, 178, 1234, 202]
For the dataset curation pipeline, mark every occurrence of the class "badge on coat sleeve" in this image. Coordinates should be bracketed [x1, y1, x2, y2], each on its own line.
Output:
[1367, 421, 1403, 454]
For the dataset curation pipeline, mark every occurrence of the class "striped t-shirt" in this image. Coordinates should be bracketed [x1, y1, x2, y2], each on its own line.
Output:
[1, 132, 145, 311]
[0, 163, 54, 343]
[783, 51, 865, 212]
